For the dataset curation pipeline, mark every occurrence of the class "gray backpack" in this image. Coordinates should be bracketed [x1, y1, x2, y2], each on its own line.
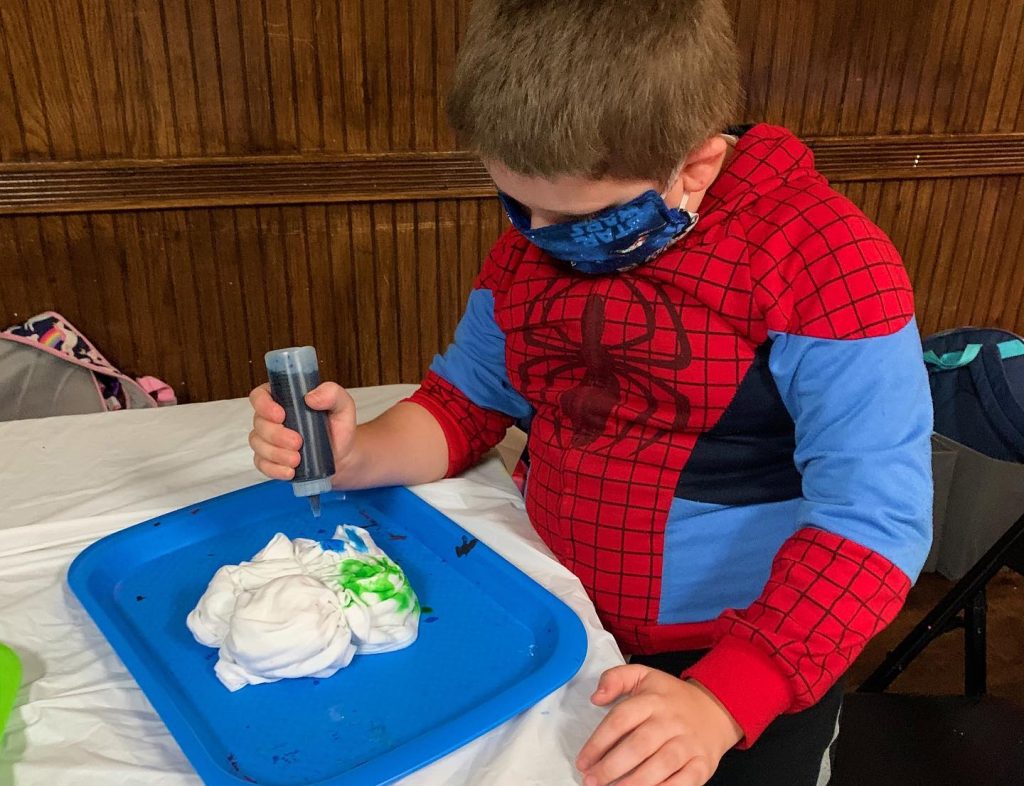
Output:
[0, 311, 174, 421]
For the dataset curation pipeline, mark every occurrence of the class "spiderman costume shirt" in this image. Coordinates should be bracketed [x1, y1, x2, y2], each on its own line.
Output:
[407, 124, 933, 745]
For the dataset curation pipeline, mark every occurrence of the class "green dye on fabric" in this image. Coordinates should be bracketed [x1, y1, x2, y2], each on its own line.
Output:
[338, 557, 416, 612]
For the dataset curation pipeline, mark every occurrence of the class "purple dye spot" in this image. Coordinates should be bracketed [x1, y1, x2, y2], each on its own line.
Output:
[425, 616, 439, 623]
[388, 533, 407, 541]
[358, 509, 381, 527]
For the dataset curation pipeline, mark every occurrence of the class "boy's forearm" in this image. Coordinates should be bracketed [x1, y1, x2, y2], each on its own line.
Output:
[332, 401, 449, 490]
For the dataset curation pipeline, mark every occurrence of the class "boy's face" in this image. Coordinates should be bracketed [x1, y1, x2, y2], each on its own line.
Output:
[485, 162, 681, 230]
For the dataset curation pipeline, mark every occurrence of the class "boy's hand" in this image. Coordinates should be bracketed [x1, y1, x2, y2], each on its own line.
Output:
[576, 665, 743, 786]
[248, 382, 356, 482]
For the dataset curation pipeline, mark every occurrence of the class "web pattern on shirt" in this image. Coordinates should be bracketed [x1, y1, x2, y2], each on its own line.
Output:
[715, 527, 911, 710]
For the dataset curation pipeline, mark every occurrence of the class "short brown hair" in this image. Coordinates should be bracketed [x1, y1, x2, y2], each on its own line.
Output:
[447, 0, 742, 181]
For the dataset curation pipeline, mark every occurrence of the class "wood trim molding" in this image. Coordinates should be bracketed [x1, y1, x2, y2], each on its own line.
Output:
[2, 134, 1023, 215]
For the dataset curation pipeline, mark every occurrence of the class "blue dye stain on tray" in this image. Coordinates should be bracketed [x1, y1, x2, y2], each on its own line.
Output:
[67, 482, 588, 785]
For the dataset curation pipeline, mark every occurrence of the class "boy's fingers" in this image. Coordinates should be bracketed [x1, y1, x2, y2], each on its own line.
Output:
[583, 722, 665, 786]
[252, 416, 302, 450]
[615, 738, 701, 786]
[249, 384, 285, 423]
[660, 755, 715, 786]
[577, 694, 654, 772]
[253, 453, 295, 481]
[248, 431, 301, 469]
[591, 665, 649, 705]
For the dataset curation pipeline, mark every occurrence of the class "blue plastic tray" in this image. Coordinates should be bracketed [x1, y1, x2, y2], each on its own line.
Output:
[68, 482, 587, 785]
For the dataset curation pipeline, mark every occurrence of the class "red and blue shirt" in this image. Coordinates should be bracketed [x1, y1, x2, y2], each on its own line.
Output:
[408, 124, 933, 745]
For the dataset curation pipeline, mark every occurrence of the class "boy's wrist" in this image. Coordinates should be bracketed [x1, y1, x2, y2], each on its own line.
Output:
[682, 636, 793, 748]
[685, 677, 744, 751]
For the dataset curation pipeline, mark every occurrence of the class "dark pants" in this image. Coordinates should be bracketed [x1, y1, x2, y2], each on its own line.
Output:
[631, 650, 844, 786]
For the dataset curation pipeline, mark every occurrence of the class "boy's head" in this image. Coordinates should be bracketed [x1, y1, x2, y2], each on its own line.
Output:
[448, 0, 742, 224]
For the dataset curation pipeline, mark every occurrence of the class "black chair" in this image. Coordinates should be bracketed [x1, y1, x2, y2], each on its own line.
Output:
[832, 512, 1024, 786]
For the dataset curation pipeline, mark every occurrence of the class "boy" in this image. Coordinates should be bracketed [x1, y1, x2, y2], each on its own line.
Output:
[248, 1, 933, 784]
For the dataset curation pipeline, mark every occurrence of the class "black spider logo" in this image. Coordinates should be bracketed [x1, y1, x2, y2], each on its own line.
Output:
[515, 276, 692, 453]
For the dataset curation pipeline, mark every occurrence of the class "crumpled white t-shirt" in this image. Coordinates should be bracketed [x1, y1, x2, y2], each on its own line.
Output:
[187, 525, 420, 691]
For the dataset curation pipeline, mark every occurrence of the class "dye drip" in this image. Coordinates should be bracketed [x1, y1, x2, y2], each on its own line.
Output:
[265, 346, 336, 517]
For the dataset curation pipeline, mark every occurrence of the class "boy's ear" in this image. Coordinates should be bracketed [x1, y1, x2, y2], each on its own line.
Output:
[677, 135, 730, 196]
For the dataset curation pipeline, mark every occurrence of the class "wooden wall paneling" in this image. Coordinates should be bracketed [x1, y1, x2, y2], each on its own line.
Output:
[182, 0, 227, 157]
[88, 213, 140, 378]
[232, 207, 273, 393]
[386, 0, 413, 152]
[291, 0, 327, 152]
[436, 199, 461, 346]
[1, 0, 52, 158]
[161, 0, 204, 157]
[411, 0, 437, 151]
[1000, 180, 1024, 330]
[311, 0, 344, 151]
[209, 0, 250, 153]
[264, 0, 301, 152]
[394, 201, 423, 381]
[0, 15, 24, 161]
[361, 0, 389, 151]
[301, 205, 335, 381]
[158, 210, 209, 400]
[370, 201, 401, 383]
[0, 216, 31, 321]
[339, 0, 369, 151]
[254, 207, 293, 355]
[347, 202, 380, 384]
[280, 206, 316, 354]
[105, 1, 153, 158]
[132, 1, 178, 157]
[238, 0, 276, 153]
[112, 212, 163, 386]
[433, 0, 458, 151]
[325, 203, 364, 385]
[183, 209, 232, 400]
[456, 199, 477, 315]
[81, 0, 130, 158]
[413, 199, 441, 375]
[963, 177, 1024, 327]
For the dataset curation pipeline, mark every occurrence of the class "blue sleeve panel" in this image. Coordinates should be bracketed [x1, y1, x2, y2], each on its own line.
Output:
[660, 497, 804, 624]
[768, 318, 934, 581]
[429, 288, 534, 421]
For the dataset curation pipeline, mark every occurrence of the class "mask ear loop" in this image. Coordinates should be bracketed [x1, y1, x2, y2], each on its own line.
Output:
[661, 163, 691, 211]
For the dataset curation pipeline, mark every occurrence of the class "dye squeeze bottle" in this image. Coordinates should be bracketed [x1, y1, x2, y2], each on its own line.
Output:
[264, 347, 336, 517]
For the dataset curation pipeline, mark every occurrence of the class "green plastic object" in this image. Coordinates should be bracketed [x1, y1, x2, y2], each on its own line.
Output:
[0, 643, 20, 736]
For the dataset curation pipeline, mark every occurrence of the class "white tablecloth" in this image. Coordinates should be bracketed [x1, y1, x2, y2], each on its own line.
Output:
[0, 385, 624, 786]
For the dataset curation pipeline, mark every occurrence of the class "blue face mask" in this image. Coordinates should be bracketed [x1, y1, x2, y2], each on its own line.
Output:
[497, 184, 698, 276]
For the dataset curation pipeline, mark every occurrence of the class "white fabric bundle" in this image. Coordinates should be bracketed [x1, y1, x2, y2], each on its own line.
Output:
[186, 525, 420, 691]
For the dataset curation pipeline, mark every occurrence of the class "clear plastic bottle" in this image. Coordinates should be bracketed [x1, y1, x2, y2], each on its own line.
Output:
[264, 346, 336, 517]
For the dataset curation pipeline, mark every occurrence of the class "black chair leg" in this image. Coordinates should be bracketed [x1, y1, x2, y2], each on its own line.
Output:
[858, 512, 1024, 693]
[964, 587, 987, 697]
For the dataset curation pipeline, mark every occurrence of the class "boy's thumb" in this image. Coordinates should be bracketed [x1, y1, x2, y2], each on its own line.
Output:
[304, 382, 349, 414]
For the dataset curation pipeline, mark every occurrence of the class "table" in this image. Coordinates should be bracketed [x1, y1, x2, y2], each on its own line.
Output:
[0, 385, 624, 785]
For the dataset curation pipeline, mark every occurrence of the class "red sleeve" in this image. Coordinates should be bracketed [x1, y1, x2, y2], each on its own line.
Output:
[406, 372, 514, 477]
[683, 527, 911, 747]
